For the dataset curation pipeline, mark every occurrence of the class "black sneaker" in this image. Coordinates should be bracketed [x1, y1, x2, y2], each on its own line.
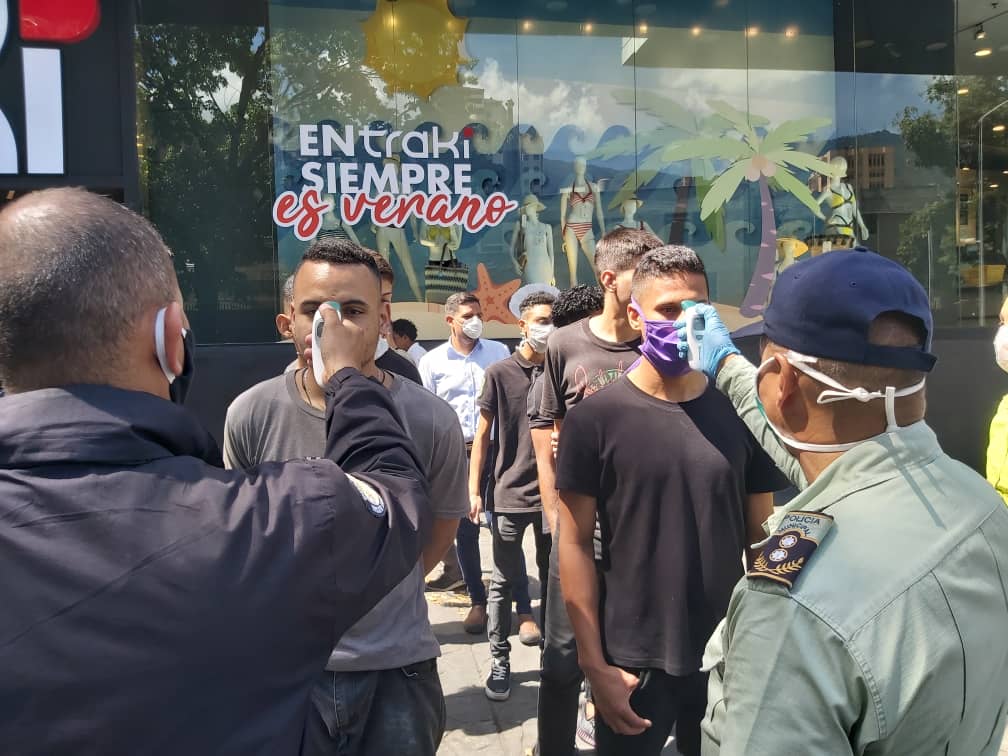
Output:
[425, 570, 465, 592]
[485, 657, 511, 701]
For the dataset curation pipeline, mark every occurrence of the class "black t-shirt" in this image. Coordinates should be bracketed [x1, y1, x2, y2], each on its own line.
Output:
[540, 318, 641, 420]
[555, 376, 788, 676]
[377, 348, 421, 384]
[479, 352, 542, 513]
[527, 372, 551, 431]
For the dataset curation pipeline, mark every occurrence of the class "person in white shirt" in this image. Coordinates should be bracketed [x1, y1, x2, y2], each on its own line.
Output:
[419, 294, 510, 634]
[392, 318, 428, 365]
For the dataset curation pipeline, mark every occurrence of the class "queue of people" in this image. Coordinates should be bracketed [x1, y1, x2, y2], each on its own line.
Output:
[1, 187, 1007, 756]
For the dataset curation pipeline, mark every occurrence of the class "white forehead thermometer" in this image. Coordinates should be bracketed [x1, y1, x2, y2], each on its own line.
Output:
[311, 302, 342, 386]
[678, 300, 704, 371]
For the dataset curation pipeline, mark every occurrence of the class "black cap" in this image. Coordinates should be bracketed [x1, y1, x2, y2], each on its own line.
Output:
[763, 249, 937, 372]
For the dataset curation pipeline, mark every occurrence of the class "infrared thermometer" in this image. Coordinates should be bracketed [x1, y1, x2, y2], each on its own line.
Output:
[311, 302, 342, 386]
[678, 300, 704, 371]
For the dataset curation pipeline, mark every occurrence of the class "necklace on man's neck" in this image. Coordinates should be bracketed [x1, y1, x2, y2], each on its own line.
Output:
[298, 367, 324, 410]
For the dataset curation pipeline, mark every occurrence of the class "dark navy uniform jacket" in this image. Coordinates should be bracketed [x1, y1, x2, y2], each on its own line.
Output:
[0, 368, 430, 755]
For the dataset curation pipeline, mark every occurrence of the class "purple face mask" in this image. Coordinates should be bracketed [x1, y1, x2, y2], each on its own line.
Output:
[630, 298, 691, 377]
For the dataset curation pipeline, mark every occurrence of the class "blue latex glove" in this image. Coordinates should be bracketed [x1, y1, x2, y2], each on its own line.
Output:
[680, 302, 740, 379]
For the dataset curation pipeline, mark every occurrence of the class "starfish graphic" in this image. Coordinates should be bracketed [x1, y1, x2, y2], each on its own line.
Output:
[471, 263, 520, 325]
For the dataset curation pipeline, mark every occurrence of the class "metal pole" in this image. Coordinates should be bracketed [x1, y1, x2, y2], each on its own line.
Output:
[976, 99, 1008, 324]
[980, 118, 985, 324]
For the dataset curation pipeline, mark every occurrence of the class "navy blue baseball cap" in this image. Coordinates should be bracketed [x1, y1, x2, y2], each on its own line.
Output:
[763, 249, 937, 372]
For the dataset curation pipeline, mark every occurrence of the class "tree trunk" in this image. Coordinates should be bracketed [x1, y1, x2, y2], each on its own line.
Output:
[739, 176, 777, 317]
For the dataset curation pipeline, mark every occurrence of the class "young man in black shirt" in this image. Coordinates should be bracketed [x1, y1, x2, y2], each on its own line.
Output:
[537, 228, 663, 755]
[555, 246, 787, 756]
[470, 292, 556, 701]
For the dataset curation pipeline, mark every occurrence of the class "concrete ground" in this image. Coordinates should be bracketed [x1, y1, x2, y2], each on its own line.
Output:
[428, 525, 1008, 755]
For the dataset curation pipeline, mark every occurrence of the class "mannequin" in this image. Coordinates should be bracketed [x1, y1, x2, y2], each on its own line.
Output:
[420, 222, 462, 265]
[611, 194, 655, 235]
[317, 193, 361, 244]
[510, 194, 555, 285]
[373, 156, 422, 301]
[558, 156, 605, 286]
[816, 156, 868, 246]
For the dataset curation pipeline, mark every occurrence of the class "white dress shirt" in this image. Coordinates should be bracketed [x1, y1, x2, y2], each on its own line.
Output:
[418, 338, 510, 441]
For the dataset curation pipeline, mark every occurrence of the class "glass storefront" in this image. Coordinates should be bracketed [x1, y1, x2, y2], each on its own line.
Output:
[136, 0, 1008, 342]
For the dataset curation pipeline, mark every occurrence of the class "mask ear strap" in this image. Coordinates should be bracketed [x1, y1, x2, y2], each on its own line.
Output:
[154, 307, 176, 384]
[884, 385, 897, 431]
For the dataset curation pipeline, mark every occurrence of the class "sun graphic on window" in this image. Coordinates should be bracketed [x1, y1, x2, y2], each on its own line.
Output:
[362, 0, 469, 100]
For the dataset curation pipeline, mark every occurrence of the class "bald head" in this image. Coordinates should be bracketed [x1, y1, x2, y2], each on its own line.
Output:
[0, 188, 178, 390]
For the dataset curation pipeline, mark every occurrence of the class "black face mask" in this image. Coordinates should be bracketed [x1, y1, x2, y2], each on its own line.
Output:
[169, 329, 195, 405]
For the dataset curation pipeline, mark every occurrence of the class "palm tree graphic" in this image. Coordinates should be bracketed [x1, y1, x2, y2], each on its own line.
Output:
[679, 102, 838, 316]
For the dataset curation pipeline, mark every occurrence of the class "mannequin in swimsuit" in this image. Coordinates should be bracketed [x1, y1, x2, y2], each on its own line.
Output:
[317, 193, 362, 244]
[815, 156, 868, 244]
[510, 194, 555, 285]
[373, 156, 423, 301]
[611, 194, 655, 235]
[420, 222, 462, 264]
[558, 156, 605, 286]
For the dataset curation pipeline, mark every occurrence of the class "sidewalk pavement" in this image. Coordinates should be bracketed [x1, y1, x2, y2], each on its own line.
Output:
[428, 524, 1008, 755]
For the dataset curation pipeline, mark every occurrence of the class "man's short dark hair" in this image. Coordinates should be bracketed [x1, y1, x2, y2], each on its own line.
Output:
[0, 187, 176, 390]
[594, 227, 664, 276]
[392, 318, 418, 342]
[519, 291, 556, 318]
[368, 251, 394, 283]
[294, 238, 381, 288]
[630, 245, 709, 300]
[445, 292, 480, 315]
[552, 284, 604, 328]
[282, 274, 294, 308]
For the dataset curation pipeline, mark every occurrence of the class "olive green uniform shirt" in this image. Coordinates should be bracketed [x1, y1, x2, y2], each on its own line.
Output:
[702, 357, 1008, 755]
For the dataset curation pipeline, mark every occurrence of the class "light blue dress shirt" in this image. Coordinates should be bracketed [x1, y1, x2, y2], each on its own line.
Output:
[418, 338, 510, 441]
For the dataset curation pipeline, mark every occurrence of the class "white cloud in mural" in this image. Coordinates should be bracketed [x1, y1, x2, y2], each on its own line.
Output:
[474, 58, 613, 150]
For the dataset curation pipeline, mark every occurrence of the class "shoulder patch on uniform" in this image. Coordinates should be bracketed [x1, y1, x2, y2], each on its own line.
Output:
[348, 475, 386, 518]
[747, 511, 833, 590]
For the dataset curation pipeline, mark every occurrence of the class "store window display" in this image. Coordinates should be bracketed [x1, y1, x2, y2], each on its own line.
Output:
[815, 156, 869, 250]
[559, 156, 606, 287]
[611, 194, 655, 236]
[510, 194, 555, 286]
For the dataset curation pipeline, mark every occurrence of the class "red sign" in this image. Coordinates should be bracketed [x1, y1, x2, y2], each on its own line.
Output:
[19, 0, 101, 43]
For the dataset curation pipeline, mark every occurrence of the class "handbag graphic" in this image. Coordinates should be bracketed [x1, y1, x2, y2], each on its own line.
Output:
[423, 227, 469, 304]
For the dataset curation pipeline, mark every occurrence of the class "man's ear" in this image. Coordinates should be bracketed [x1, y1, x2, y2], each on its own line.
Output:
[599, 269, 617, 293]
[160, 301, 186, 377]
[380, 303, 392, 337]
[275, 312, 293, 341]
[626, 301, 643, 334]
[775, 354, 802, 408]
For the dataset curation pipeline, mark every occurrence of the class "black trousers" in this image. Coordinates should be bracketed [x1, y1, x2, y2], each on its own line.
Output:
[594, 668, 707, 756]
[536, 529, 582, 756]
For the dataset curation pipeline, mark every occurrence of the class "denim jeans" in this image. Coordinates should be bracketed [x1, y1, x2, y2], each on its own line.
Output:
[594, 668, 706, 756]
[302, 660, 445, 756]
[455, 515, 535, 610]
[488, 512, 551, 659]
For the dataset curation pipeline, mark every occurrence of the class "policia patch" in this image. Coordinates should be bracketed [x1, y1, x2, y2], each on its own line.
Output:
[748, 511, 834, 589]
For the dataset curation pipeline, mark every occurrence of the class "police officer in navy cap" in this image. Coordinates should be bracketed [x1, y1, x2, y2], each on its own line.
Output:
[680, 250, 1008, 754]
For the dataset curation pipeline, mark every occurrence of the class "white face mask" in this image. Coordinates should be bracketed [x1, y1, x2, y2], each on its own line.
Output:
[461, 316, 483, 340]
[525, 323, 555, 353]
[754, 350, 926, 454]
[374, 336, 390, 361]
[995, 326, 1008, 373]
